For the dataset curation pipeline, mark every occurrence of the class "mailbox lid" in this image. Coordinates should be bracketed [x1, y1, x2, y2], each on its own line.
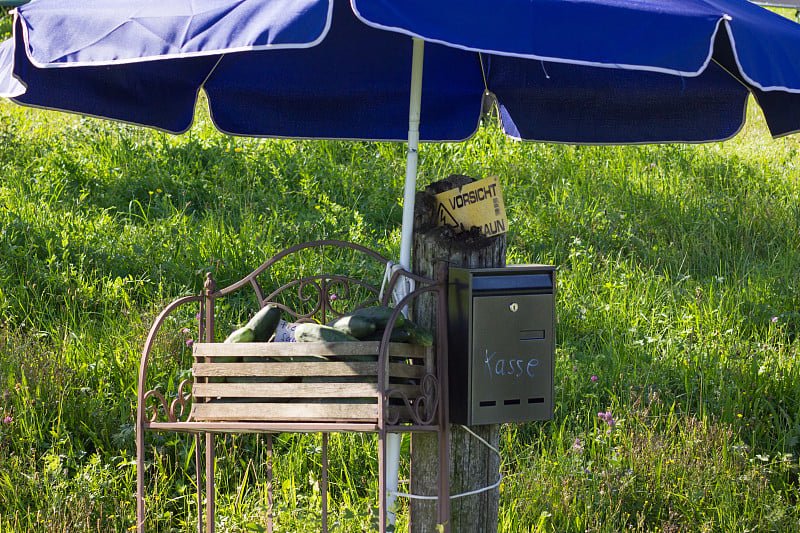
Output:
[454, 264, 555, 294]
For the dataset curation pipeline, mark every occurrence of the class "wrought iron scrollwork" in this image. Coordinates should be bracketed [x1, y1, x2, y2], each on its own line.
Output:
[142, 379, 193, 423]
[268, 274, 379, 322]
[385, 373, 440, 426]
[294, 278, 324, 318]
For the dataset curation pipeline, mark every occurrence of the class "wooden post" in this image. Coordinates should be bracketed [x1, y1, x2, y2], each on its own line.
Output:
[410, 175, 505, 533]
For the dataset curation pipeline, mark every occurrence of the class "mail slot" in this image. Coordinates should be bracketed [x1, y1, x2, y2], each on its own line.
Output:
[448, 265, 555, 425]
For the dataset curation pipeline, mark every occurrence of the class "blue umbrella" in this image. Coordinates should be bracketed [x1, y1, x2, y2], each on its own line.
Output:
[6, 0, 800, 139]
[5, 0, 800, 271]
[4, 0, 800, 269]
[3, 0, 800, 531]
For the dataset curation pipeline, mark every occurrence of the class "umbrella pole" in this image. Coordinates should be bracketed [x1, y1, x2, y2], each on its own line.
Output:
[398, 37, 424, 271]
[386, 37, 424, 530]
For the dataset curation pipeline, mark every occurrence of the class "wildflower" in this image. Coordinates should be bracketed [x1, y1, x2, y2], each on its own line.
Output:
[590, 375, 598, 383]
[186, 339, 194, 347]
[573, 366, 578, 372]
[329, 293, 339, 301]
[3, 416, 12, 424]
[598, 411, 615, 428]
[572, 438, 583, 453]
[772, 316, 779, 323]
[181, 328, 191, 334]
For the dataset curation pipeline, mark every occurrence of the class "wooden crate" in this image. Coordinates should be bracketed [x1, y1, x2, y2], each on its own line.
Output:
[190, 340, 430, 423]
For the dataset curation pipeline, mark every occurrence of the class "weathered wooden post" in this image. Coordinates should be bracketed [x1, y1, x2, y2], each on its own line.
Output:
[410, 175, 506, 533]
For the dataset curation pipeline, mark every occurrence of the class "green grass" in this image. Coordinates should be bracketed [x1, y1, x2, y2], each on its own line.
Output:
[1, 94, 799, 532]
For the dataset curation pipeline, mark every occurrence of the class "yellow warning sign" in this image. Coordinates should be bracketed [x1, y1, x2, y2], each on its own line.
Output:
[434, 176, 508, 237]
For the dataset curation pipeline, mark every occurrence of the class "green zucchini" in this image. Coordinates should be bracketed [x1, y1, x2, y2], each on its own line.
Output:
[224, 325, 255, 344]
[402, 321, 434, 347]
[364, 327, 412, 343]
[216, 325, 253, 366]
[245, 304, 282, 341]
[350, 305, 405, 329]
[364, 320, 433, 346]
[325, 314, 377, 339]
[295, 323, 360, 342]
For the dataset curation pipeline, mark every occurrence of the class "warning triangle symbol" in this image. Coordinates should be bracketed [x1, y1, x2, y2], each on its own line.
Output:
[437, 202, 459, 228]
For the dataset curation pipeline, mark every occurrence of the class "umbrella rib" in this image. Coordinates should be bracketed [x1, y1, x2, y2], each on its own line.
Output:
[478, 53, 489, 91]
[199, 54, 225, 92]
[710, 57, 750, 91]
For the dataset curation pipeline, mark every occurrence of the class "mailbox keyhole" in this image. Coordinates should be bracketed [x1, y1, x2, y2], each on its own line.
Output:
[509, 302, 519, 312]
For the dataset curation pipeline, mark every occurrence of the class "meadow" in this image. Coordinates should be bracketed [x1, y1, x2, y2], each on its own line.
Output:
[1, 76, 800, 531]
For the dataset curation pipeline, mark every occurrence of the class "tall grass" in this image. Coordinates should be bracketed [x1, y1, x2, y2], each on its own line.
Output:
[0, 92, 799, 532]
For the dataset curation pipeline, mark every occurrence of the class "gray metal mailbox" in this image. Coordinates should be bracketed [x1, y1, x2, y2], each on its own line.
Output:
[448, 265, 555, 425]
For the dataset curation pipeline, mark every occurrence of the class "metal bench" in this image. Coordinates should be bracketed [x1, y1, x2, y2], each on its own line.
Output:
[135, 239, 450, 533]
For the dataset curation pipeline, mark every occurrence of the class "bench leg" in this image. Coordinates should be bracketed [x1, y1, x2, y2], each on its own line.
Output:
[136, 421, 145, 533]
[378, 430, 386, 533]
[205, 432, 215, 533]
[322, 433, 328, 533]
[438, 425, 451, 532]
[267, 434, 273, 533]
[195, 434, 203, 533]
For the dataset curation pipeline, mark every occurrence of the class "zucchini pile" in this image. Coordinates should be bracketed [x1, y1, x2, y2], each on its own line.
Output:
[223, 304, 432, 347]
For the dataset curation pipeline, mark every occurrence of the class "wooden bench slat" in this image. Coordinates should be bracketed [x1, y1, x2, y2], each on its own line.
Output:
[194, 361, 375, 377]
[193, 382, 421, 398]
[387, 363, 427, 379]
[193, 362, 426, 379]
[190, 402, 378, 422]
[194, 341, 429, 359]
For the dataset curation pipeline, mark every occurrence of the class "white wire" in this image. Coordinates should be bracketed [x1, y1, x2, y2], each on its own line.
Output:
[460, 424, 502, 457]
[387, 425, 503, 501]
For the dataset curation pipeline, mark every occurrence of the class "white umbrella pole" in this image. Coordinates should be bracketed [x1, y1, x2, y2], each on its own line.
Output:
[387, 36, 424, 530]
[398, 37, 424, 271]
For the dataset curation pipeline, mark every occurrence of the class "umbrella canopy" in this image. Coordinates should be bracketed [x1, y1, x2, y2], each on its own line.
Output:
[7, 0, 800, 269]
[4, 0, 800, 144]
